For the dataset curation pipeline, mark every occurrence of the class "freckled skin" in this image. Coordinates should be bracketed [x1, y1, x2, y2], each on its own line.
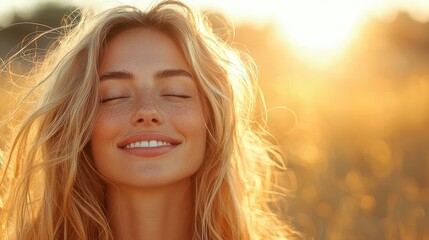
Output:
[91, 28, 207, 188]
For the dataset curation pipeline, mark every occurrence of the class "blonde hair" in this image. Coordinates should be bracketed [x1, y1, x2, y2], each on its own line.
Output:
[0, 1, 292, 239]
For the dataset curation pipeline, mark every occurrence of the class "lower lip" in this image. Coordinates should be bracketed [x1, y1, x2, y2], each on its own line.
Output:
[120, 145, 177, 158]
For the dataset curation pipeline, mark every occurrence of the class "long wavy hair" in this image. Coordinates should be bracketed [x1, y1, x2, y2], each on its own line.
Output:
[0, 1, 292, 239]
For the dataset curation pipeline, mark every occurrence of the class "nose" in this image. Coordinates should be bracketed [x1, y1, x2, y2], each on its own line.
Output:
[132, 97, 164, 126]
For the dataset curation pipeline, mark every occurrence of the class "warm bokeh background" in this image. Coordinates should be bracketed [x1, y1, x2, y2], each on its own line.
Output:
[1, 2, 429, 239]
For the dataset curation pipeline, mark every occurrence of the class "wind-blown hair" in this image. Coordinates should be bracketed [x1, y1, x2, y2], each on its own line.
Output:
[0, 1, 292, 239]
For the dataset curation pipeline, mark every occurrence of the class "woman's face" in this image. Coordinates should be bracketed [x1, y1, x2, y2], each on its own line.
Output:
[91, 28, 207, 188]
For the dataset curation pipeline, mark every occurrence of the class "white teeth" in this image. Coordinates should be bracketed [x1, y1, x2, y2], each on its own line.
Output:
[149, 140, 157, 147]
[125, 140, 172, 149]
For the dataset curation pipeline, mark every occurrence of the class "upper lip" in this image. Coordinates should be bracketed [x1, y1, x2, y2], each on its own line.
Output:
[117, 132, 182, 148]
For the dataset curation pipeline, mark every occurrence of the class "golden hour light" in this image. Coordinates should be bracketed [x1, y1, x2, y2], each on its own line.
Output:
[2, 1, 429, 239]
[275, 0, 373, 63]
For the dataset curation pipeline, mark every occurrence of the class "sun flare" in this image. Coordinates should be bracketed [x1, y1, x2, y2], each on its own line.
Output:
[276, 0, 373, 62]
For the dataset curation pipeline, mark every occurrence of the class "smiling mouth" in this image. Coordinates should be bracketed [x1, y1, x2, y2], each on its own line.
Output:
[124, 140, 173, 149]
[120, 139, 179, 158]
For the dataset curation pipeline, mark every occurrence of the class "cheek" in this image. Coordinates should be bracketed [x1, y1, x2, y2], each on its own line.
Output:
[164, 102, 207, 135]
[91, 105, 130, 146]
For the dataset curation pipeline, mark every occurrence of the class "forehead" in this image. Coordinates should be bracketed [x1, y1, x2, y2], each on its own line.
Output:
[99, 27, 190, 74]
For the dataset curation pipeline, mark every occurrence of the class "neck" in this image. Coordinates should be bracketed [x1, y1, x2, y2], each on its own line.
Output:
[106, 179, 194, 240]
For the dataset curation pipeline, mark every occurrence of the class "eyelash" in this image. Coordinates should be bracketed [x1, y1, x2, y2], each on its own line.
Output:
[162, 94, 191, 99]
[100, 94, 190, 103]
[99, 96, 127, 103]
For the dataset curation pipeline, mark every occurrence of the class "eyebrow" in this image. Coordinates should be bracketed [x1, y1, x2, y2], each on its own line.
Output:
[155, 69, 193, 80]
[99, 70, 133, 81]
[98, 69, 193, 81]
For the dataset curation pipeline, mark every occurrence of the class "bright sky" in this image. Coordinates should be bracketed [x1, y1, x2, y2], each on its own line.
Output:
[2, 0, 429, 22]
[1, 0, 429, 65]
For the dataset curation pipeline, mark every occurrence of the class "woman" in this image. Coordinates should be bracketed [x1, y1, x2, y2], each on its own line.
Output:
[0, 1, 293, 239]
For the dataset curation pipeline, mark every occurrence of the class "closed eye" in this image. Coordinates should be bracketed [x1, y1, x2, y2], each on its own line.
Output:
[162, 94, 191, 99]
[100, 96, 128, 103]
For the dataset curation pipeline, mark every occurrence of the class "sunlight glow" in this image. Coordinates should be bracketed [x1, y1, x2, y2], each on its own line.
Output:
[1, 0, 428, 65]
[276, 0, 373, 62]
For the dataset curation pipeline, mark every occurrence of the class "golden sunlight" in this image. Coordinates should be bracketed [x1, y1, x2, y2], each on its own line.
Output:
[276, 0, 373, 62]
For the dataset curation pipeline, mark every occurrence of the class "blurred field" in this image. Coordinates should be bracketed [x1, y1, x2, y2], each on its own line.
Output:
[1, 4, 429, 240]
